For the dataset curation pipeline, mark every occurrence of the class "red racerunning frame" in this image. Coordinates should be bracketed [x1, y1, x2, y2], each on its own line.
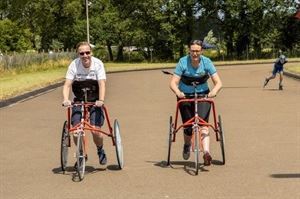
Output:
[171, 97, 221, 143]
[66, 102, 116, 146]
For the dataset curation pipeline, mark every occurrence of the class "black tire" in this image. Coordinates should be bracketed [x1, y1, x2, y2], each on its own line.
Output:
[167, 116, 173, 166]
[114, 119, 124, 169]
[76, 133, 86, 181]
[194, 130, 200, 175]
[60, 121, 70, 172]
[218, 115, 226, 165]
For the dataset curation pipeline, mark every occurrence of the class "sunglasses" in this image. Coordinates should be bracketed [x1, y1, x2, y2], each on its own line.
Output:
[79, 51, 91, 56]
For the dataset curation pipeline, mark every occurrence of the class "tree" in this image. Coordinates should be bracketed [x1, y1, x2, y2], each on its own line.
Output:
[0, 19, 32, 52]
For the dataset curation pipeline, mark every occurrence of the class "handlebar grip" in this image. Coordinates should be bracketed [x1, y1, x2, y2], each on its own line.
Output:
[184, 94, 208, 98]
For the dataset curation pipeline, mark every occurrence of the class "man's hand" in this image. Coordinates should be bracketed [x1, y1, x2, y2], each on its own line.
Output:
[176, 91, 185, 98]
[95, 100, 104, 107]
[208, 91, 217, 98]
[62, 100, 71, 107]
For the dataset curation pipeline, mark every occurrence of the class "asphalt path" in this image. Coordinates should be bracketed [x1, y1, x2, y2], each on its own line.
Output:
[0, 63, 299, 199]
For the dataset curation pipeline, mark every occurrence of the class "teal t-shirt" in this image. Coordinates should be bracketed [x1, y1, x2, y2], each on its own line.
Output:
[174, 55, 216, 94]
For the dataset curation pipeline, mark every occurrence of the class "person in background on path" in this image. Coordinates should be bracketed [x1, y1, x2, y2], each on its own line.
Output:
[169, 40, 222, 166]
[62, 41, 107, 165]
[263, 54, 288, 90]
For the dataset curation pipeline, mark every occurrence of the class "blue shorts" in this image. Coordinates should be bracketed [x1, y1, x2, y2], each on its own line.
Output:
[272, 65, 283, 75]
[71, 106, 105, 127]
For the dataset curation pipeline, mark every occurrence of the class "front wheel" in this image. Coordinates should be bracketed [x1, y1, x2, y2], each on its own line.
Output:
[114, 119, 124, 169]
[76, 133, 86, 181]
[60, 121, 70, 172]
[194, 130, 200, 175]
[218, 115, 226, 165]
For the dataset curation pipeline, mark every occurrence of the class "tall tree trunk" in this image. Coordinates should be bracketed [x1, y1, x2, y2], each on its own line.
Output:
[116, 43, 124, 61]
[106, 40, 114, 61]
[179, 43, 184, 57]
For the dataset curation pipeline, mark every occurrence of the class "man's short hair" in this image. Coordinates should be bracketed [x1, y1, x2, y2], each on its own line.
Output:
[189, 40, 203, 47]
[76, 42, 91, 52]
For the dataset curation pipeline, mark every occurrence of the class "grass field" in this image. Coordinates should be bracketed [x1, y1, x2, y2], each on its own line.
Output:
[0, 59, 299, 101]
[285, 64, 300, 73]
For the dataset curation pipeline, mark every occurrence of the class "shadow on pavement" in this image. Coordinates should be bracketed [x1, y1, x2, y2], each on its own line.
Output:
[52, 165, 106, 175]
[149, 160, 209, 176]
[211, 159, 225, 165]
[270, 173, 300, 178]
[52, 165, 122, 182]
[223, 86, 262, 89]
[263, 88, 283, 91]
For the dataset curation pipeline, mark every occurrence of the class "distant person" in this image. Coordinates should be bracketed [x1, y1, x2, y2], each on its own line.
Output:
[169, 40, 222, 166]
[62, 41, 107, 165]
[263, 54, 288, 90]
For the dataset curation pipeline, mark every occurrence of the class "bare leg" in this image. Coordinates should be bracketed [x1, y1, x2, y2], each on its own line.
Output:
[201, 127, 212, 166]
[279, 72, 283, 85]
[91, 130, 104, 147]
[267, 74, 276, 81]
[264, 74, 276, 88]
[200, 127, 210, 153]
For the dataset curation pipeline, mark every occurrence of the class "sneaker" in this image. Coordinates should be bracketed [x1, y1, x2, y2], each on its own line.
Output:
[263, 78, 269, 88]
[97, 147, 107, 165]
[203, 152, 212, 166]
[182, 144, 191, 160]
[279, 84, 283, 90]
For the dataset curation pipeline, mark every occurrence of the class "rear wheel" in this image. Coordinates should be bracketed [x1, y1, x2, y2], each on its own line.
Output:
[167, 116, 173, 166]
[76, 133, 86, 181]
[114, 119, 124, 169]
[218, 115, 226, 165]
[194, 130, 200, 175]
[60, 121, 70, 172]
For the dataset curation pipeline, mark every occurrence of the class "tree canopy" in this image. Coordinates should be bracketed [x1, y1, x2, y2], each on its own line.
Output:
[0, 0, 299, 61]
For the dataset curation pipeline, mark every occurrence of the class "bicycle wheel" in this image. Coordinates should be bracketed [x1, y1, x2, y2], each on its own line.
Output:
[218, 115, 226, 165]
[76, 133, 86, 181]
[60, 121, 70, 172]
[194, 130, 200, 175]
[167, 116, 173, 166]
[114, 119, 124, 169]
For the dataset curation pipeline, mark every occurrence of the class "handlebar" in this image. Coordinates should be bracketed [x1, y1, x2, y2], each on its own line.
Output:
[62, 101, 96, 107]
[183, 94, 208, 98]
[161, 70, 173, 75]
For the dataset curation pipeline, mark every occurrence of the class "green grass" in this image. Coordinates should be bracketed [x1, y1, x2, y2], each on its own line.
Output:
[1, 58, 299, 101]
[285, 64, 300, 74]
[0, 68, 66, 100]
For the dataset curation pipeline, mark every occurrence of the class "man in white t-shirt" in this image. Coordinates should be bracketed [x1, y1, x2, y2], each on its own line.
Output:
[62, 41, 107, 165]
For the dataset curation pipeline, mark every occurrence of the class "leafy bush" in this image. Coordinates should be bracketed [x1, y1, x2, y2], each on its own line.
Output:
[0, 19, 33, 52]
[123, 51, 145, 62]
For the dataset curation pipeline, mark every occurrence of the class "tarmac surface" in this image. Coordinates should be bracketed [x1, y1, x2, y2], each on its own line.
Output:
[0, 63, 299, 199]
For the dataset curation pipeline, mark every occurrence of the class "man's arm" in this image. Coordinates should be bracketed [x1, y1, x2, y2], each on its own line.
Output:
[96, 79, 106, 106]
[208, 73, 222, 98]
[170, 74, 185, 98]
[62, 79, 73, 105]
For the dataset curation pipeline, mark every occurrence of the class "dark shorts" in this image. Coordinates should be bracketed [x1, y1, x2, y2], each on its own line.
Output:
[178, 94, 211, 136]
[71, 105, 105, 127]
[272, 65, 283, 75]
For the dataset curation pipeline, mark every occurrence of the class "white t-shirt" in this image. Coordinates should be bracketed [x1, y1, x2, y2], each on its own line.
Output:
[65, 57, 106, 81]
